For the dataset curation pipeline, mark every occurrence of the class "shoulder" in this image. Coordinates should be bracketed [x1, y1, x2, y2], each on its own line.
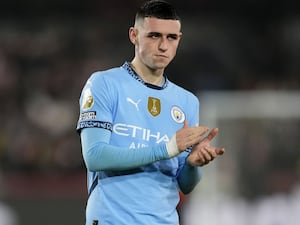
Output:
[88, 66, 125, 84]
[83, 66, 128, 93]
[168, 80, 199, 104]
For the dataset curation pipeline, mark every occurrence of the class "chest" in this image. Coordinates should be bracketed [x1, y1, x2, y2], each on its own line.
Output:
[114, 87, 184, 128]
[109, 84, 187, 146]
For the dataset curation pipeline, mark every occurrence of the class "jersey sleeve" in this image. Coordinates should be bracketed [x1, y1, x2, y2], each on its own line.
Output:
[81, 127, 170, 171]
[76, 72, 114, 133]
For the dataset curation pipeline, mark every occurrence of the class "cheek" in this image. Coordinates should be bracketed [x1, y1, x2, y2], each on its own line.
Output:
[138, 42, 153, 57]
[170, 43, 180, 56]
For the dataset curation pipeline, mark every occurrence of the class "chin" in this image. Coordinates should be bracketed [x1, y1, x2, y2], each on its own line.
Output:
[154, 61, 170, 70]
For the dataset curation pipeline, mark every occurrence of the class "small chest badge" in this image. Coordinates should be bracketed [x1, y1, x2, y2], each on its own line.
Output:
[148, 97, 161, 117]
[82, 88, 94, 110]
[171, 106, 185, 123]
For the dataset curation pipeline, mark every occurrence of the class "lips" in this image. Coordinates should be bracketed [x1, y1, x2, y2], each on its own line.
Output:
[155, 54, 168, 58]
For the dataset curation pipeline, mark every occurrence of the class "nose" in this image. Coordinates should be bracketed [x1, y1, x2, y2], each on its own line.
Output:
[158, 37, 168, 51]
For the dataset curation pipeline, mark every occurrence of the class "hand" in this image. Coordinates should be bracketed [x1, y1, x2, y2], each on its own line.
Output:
[187, 128, 225, 167]
[176, 120, 209, 152]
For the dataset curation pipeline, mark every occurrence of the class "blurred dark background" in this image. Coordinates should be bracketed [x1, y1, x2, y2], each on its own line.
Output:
[0, 0, 299, 224]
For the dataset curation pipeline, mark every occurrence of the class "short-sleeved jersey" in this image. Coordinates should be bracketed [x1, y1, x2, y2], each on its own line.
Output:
[77, 62, 200, 225]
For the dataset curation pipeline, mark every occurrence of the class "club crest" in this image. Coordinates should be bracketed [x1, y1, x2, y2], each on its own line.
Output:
[171, 106, 185, 123]
[148, 97, 161, 117]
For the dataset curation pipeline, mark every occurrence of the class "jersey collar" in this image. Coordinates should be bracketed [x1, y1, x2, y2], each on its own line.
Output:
[122, 61, 168, 90]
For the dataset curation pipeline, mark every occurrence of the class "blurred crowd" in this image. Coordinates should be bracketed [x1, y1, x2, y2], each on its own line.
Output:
[0, 1, 299, 172]
[0, 18, 98, 172]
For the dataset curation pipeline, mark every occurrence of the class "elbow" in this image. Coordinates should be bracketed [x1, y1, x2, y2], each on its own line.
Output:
[83, 154, 99, 172]
[179, 169, 202, 195]
[181, 189, 191, 195]
[82, 142, 115, 171]
[82, 145, 104, 172]
[180, 182, 200, 195]
[180, 184, 197, 195]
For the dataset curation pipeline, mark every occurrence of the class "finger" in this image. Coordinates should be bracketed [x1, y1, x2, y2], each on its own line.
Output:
[201, 148, 212, 161]
[205, 128, 219, 141]
[185, 126, 209, 141]
[204, 146, 217, 158]
[198, 126, 209, 136]
[176, 124, 209, 150]
[215, 148, 225, 155]
[200, 148, 212, 161]
[196, 152, 206, 165]
[190, 126, 209, 138]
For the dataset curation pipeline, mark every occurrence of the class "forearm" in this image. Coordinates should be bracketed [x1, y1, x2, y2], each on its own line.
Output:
[81, 128, 170, 171]
[177, 162, 202, 194]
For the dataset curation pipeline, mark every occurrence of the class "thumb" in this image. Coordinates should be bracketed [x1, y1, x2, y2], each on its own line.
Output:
[183, 120, 189, 128]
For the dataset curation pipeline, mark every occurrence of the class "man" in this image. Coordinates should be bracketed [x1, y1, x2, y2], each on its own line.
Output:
[77, 1, 225, 225]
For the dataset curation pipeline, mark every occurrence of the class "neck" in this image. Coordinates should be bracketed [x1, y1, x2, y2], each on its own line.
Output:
[130, 60, 164, 86]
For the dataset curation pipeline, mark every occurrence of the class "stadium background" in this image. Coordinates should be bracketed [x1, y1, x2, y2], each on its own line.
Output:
[0, 0, 299, 224]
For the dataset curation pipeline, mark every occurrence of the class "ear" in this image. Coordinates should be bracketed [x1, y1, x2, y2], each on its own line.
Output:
[129, 27, 138, 45]
[179, 32, 183, 40]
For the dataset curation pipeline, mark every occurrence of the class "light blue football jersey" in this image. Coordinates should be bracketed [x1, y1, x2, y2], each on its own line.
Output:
[77, 62, 200, 225]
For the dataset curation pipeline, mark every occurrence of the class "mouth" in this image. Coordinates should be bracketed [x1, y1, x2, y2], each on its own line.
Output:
[155, 54, 168, 59]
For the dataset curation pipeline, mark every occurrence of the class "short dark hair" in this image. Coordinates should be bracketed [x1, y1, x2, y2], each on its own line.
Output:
[135, 0, 181, 21]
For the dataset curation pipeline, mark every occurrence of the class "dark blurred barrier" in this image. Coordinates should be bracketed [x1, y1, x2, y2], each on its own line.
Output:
[5, 198, 86, 225]
[3, 172, 86, 225]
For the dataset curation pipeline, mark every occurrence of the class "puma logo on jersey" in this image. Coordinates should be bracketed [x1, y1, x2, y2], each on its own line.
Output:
[127, 97, 141, 111]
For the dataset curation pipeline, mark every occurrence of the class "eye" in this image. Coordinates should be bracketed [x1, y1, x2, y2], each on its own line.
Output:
[148, 32, 161, 39]
[167, 34, 178, 40]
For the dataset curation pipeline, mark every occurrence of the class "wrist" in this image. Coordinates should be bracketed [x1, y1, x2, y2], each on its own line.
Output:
[166, 134, 180, 157]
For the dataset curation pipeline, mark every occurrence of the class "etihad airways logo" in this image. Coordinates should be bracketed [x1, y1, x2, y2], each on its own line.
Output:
[113, 123, 170, 148]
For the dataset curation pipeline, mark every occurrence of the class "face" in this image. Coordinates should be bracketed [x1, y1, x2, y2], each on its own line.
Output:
[129, 17, 182, 71]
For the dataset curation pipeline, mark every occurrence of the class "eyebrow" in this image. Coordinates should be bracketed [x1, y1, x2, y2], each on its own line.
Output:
[147, 32, 179, 38]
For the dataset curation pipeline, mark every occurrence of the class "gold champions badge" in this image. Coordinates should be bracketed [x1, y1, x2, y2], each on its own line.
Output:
[148, 97, 161, 117]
